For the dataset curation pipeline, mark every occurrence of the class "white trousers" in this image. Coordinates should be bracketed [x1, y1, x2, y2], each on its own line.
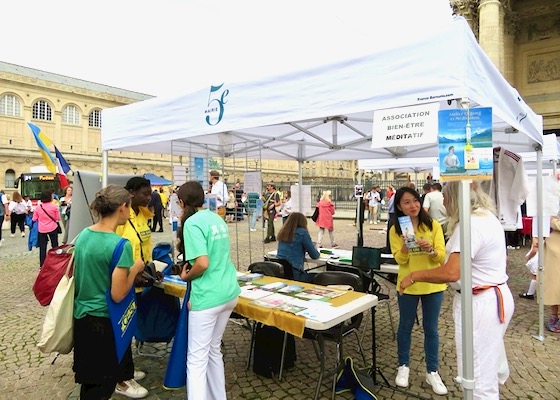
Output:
[317, 228, 334, 246]
[187, 297, 238, 400]
[453, 284, 514, 400]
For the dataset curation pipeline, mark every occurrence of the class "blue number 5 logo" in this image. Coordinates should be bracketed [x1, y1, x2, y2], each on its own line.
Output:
[205, 84, 229, 126]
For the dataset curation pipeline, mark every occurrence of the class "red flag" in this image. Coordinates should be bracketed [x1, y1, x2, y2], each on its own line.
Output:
[58, 173, 69, 189]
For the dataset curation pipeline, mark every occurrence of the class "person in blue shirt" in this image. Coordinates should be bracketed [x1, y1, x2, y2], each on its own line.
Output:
[276, 212, 320, 282]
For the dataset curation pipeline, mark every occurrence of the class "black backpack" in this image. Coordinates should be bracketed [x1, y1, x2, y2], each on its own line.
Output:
[252, 323, 296, 378]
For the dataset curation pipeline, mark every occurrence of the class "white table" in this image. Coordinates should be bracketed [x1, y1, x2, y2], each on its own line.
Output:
[266, 249, 399, 275]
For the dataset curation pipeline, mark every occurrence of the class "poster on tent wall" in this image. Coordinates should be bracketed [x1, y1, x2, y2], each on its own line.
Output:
[290, 184, 312, 214]
[438, 107, 493, 181]
[192, 157, 207, 188]
[371, 103, 439, 149]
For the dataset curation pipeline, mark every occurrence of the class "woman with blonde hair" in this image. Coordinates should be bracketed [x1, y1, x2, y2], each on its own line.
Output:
[8, 191, 29, 237]
[400, 181, 514, 399]
[315, 190, 337, 248]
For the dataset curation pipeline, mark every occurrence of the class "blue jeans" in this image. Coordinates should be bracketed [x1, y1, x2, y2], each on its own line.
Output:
[397, 291, 444, 372]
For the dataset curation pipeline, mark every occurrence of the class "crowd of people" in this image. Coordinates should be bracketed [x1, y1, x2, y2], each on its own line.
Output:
[4, 168, 558, 400]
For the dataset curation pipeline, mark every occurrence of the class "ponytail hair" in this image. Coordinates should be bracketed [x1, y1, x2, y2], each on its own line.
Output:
[176, 181, 205, 255]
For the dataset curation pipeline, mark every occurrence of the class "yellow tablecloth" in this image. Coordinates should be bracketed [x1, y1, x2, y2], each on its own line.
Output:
[161, 275, 364, 338]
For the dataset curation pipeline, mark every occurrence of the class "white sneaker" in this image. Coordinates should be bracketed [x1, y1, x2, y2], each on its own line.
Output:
[250, 228, 257, 232]
[133, 370, 146, 381]
[21, 232, 25, 237]
[426, 371, 448, 395]
[369, 221, 373, 225]
[10, 234, 15, 238]
[395, 365, 409, 387]
[114, 379, 148, 399]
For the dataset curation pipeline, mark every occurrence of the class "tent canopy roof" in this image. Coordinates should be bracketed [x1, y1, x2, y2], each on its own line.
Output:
[144, 173, 172, 186]
[102, 17, 542, 162]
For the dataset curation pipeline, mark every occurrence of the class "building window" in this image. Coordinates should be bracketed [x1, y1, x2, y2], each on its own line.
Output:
[89, 109, 102, 128]
[62, 105, 81, 125]
[0, 94, 21, 117]
[5, 169, 15, 188]
[32, 100, 53, 121]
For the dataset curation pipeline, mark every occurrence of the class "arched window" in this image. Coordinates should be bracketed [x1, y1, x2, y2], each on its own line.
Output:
[62, 104, 81, 125]
[89, 109, 102, 128]
[0, 94, 21, 117]
[32, 100, 53, 121]
[5, 169, 16, 188]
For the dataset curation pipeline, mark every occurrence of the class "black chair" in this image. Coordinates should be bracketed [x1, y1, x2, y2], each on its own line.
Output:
[248, 261, 285, 277]
[264, 256, 295, 280]
[303, 271, 367, 400]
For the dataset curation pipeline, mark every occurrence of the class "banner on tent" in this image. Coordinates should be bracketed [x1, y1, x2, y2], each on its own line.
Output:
[438, 107, 493, 181]
[372, 102, 439, 149]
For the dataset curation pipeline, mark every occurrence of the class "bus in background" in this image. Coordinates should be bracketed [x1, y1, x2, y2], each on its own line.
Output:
[15, 167, 65, 206]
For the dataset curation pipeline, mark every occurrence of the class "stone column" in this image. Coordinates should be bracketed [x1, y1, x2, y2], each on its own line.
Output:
[478, 0, 504, 73]
[502, 5, 517, 84]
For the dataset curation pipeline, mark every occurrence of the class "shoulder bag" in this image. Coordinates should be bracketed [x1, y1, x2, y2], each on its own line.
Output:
[41, 205, 62, 234]
[37, 250, 75, 354]
[33, 243, 75, 306]
[106, 238, 138, 363]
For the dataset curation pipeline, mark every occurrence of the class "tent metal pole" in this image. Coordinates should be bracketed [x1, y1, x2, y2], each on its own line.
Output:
[533, 147, 545, 342]
[458, 180, 474, 400]
[101, 150, 108, 187]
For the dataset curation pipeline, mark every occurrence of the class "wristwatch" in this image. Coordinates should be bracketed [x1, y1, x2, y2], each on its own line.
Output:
[427, 247, 435, 256]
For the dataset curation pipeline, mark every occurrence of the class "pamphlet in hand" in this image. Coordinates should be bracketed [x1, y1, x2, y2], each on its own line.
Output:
[398, 215, 417, 248]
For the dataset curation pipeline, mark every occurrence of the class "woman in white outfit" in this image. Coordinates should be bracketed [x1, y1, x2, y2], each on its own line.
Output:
[400, 181, 514, 400]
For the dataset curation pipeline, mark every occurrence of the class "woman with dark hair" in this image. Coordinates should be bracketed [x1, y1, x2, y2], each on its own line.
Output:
[73, 185, 145, 400]
[176, 181, 240, 400]
[114, 176, 153, 397]
[116, 177, 153, 264]
[276, 212, 320, 282]
[32, 190, 61, 268]
[389, 186, 448, 395]
[400, 181, 515, 399]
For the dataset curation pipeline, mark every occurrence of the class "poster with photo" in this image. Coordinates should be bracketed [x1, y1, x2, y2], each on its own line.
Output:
[438, 107, 493, 181]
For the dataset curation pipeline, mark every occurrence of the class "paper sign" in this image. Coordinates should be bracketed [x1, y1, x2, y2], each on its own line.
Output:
[543, 134, 559, 161]
[438, 107, 493, 181]
[372, 102, 440, 148]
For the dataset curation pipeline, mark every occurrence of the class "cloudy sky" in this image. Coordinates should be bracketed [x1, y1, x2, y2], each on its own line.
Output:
[2, 0, 452, 97]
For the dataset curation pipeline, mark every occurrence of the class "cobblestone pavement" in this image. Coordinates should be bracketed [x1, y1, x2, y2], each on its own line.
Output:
[1, 216, 559, 400]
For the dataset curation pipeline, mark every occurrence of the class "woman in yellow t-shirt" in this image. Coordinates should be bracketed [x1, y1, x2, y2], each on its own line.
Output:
[389, 186, 448, 396]
[113, 176, 153, 397]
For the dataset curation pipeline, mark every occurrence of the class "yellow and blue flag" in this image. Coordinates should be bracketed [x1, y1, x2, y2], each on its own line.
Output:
[27, 123, 57, 174]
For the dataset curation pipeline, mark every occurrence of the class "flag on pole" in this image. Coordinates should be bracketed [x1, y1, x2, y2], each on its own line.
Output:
[54, 146, 71, 188]
[27, 123, 57, 174]
[54, 146, 71, 174]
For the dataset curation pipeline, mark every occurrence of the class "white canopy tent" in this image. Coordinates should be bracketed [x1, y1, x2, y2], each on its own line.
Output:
[101, 6, 545, 399]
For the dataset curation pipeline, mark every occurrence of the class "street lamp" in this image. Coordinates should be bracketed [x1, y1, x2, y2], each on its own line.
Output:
[132, 165, 138, 174]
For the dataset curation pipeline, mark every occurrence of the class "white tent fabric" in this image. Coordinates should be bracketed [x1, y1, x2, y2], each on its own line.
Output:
[358, 157, 438, 173]
[102, 17, 543, 160]
[100, 7, 547, 399]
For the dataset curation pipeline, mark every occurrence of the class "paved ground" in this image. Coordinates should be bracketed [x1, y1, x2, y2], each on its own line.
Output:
[0, 216, 559, 400]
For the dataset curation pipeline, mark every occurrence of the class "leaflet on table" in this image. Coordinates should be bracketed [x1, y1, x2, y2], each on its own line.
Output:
[277, 284, 304, 294]
[260, 282, 288, 291]
[238, 272, 265, 282]
[295, 301, 340, 322]
[294, 286, 345, 301]
[239, 285, 275, 300]
[251, 293, 309, 314]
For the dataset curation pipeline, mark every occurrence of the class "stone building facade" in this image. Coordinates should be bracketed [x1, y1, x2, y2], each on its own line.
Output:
[1, 0, 559, 193]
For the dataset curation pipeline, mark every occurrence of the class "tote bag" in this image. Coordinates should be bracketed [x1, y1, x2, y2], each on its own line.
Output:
[37, 254, 75, 354]
[33, 244, 75, 306]
[106, 238, 138, 363]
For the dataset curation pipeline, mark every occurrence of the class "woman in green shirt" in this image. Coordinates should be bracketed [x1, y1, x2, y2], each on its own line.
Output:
[73, 185, 145, 400]
[177, 181, 240, 400]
